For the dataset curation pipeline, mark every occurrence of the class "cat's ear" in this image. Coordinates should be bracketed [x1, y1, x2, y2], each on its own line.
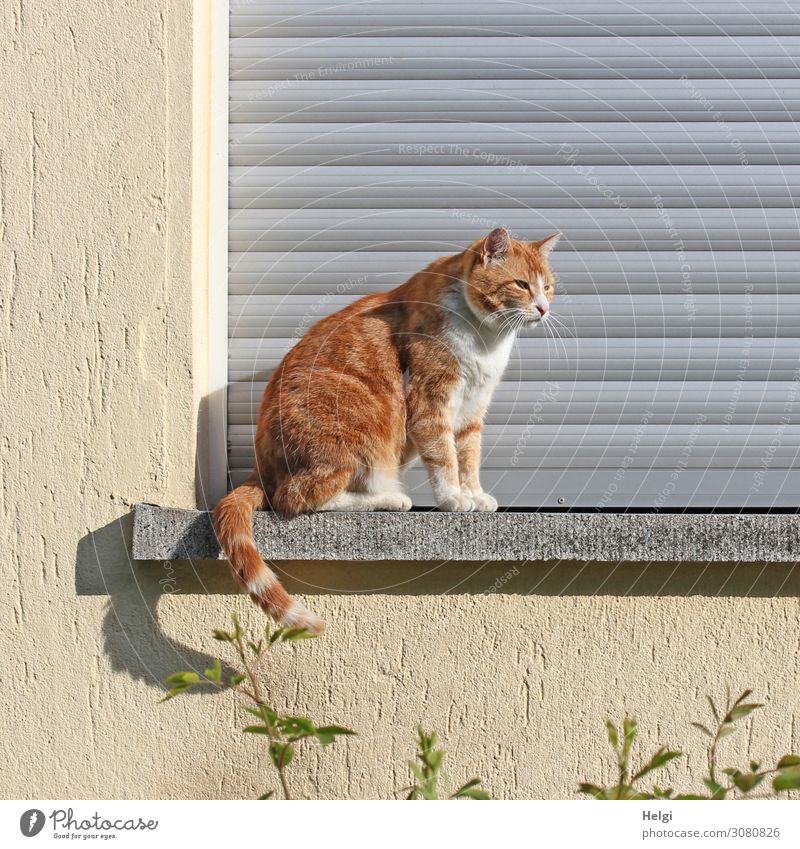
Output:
[481, 228, 511, 266]
[533, 232, 562, 259]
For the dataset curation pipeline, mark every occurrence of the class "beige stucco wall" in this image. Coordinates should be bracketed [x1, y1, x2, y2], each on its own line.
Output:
[2, 1, 800, 800]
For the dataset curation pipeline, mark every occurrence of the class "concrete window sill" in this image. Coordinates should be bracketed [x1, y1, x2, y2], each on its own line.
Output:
[132, 503, 800, 563]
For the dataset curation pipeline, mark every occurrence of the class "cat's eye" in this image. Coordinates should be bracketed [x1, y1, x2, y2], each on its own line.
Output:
[514, 279, 530, 291]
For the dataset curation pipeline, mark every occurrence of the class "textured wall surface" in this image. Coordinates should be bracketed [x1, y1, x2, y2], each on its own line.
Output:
[2, 1, 800, 801]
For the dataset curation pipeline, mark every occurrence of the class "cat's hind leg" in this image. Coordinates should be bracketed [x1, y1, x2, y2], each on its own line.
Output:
[319, 465, 411, 512]
[271, 464, 354, 516]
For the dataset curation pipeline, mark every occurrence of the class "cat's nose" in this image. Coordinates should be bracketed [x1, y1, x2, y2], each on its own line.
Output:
[535, 303, 548, 316]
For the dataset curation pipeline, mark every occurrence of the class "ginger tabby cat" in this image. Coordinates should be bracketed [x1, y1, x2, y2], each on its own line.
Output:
[213, 228, 560, 631]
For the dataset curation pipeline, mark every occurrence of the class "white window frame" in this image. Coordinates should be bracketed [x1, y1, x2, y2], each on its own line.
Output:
[205, 0, 230, 506]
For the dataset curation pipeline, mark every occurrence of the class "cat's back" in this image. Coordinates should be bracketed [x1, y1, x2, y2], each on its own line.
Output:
[291, 289, 401, 362]
[262, 288, 406, 413]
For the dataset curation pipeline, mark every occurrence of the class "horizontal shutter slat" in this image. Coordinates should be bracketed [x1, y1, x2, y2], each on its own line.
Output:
[230, 122, 800, 167]
[230, 36, 800, 80]
[228, 208, 800, 253]
[230, 165, 800, 209]
[230, 79, 800, 124]
[230, 2, 800, 38]
[228, 251, 800, 296]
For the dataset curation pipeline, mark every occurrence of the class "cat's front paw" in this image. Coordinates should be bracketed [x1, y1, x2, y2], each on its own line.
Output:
[378, 492, 413, 512]
[469, 491, 498, 512]
[437, 492, 475, 512]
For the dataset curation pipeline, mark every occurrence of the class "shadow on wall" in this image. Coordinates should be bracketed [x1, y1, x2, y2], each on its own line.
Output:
[75, 516, 237, 693]
[76, 513, 800, 693]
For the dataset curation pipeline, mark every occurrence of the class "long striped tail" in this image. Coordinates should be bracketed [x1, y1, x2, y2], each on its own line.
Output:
[211, 476, 325, 633]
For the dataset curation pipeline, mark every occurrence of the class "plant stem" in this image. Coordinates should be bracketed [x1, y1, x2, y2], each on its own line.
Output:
[233, 629, 292, 800]
[708, 728, 720, 785]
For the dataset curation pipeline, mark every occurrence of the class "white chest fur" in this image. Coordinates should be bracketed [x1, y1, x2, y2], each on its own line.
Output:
[441, 295, 514, 430]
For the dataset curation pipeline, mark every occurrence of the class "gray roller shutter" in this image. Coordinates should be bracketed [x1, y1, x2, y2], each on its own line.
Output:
[228, 0, 800, 508]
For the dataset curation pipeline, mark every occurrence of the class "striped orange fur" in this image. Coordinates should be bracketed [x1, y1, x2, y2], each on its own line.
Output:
[212, 229, 560, 631]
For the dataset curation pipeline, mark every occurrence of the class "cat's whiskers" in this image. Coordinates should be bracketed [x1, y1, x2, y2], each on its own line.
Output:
[540, 317, 556, 369]
[540, 318, 563, 361]
[492, 307, 524, 335]
[551, 316, 577, 359]
[478, 307, 519, 334]
[544, 314, 571, 364]
[547, 313, 575, 340]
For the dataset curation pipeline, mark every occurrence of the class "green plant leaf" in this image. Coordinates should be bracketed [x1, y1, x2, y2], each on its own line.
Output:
[212, 629, 232, 642]
[453, 784, 490, 800]
[577, 783, 607, 799]
[409, 762, 426, 783]
[777, 755, 800, 768]
[426, 749, 445, 771]
[652, 787, 675, 799]
[279, 716, 317, 741]
[229, 674, 246, 687]
[159, 684, 193, 702]
[773, 764, 800, 791]
[269, 742, 294, 768]
[725, 703, 762, 723]
[605, 719, 619, 749]
[230, 611, 242, 640]
[732, 772, 763, 794]
[691, 723, 713, 738]
[451, 778, 490, 800]
[703, 778, 727, 800]
[621, 716, 637, 763]
[243, 726, 272, 735]
[706, 696, 720, 723]
[204, 659, 222, 683]
[315, 725, 356, 746]
[731, 689, 753, 708]
[261, 704, 278, 725]
[633, 748, 681, 781]
[257, 791, 274, 800]
[279, 627, 317, 642]
[163, 671, 201, 686]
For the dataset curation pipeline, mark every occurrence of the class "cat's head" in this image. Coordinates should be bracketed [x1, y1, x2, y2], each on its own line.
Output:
[462, 228, 560, 331]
